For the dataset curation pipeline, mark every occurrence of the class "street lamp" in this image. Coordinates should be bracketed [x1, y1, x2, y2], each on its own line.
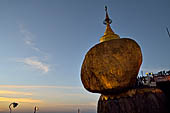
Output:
[9, 102, 18, 113]
[78, 108, 80, 113]
[33, 106, 39, 113]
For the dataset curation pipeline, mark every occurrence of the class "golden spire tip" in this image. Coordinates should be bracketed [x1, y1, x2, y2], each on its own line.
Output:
[100, 6, 120, 42]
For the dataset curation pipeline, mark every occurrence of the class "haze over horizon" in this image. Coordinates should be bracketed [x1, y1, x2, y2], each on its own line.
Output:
[0, 0, 170, 113]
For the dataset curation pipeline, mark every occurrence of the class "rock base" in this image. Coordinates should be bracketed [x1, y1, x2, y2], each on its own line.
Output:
[97, 88, 169, 113]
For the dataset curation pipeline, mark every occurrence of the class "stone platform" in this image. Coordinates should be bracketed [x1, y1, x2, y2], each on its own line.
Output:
[97, 88, 169, 113]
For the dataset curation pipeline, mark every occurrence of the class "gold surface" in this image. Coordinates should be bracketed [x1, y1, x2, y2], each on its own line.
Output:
[81, 38, 142, 94]
[100, 24, 120, 42]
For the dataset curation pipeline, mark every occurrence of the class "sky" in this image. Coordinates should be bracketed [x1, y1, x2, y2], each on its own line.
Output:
[0, 0, 170, 113]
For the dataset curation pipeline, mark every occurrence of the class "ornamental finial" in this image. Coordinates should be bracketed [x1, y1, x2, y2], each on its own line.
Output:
[103, 6, 112, 25]
[100, 6, 120, 42]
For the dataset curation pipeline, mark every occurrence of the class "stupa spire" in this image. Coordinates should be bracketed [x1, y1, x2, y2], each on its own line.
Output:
[103, 6, 112, 25]
[100, 6, 120, 42]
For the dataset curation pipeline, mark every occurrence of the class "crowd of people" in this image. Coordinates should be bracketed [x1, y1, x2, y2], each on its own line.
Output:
[136, 70, 170, 87]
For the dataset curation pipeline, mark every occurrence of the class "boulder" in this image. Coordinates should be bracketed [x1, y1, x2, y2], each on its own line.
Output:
[81, 38, 142, 94]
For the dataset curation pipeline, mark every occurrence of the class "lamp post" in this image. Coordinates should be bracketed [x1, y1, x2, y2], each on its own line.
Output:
[9, 102, 18, 113]
[78, 108, 80, 113]
[33, 106, 39, 113]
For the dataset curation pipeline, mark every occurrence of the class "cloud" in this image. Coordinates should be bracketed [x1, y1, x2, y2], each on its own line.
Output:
[0, 85, 81, 89]
[0, 97, 42, 103]
[55, 103, 96, 107]
[18, 24, 51, 73]
[17, 57, 49, 73]
[19, 25, 33, 45]
[0, 90, 32, 96]
[19, 24, 40, 51]
[19, 24, 48, 54]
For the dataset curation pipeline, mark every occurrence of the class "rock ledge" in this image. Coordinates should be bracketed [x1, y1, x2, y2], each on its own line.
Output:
[98, 88, 169, 113]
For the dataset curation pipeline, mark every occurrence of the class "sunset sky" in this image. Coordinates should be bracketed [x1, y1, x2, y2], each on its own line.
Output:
[0, 0, 170, 113]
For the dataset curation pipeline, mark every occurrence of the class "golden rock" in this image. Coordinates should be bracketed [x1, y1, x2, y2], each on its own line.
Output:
[81, 38, 142, 94]
[80, 6, 142, 94]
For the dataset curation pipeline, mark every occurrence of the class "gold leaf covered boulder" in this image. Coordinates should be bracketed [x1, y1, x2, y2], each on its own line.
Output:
[81, 38, 142, 94]
[81, 6, 142, 94]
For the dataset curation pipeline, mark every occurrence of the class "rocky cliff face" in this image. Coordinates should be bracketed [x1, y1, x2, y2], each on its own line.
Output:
[97, 88, 169, 113]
